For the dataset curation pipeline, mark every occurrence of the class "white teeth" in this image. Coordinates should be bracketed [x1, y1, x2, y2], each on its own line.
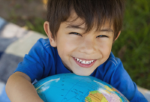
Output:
[75, 57, 94, 64]
[81, 61, 86, 64]
[85, 61, 89, 64]
[79, 59, 82, 62]
[89, 61, 93, 63]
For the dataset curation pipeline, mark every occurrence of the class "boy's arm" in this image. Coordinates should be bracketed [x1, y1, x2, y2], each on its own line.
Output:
[6, 72, 43, 102]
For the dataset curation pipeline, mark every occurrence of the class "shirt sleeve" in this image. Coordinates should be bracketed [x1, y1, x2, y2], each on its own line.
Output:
[104, 58, 148, 102]
[15, 39, 49, 82]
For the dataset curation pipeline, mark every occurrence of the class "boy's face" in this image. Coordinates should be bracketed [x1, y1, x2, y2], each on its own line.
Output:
[45, 12, 117, 76]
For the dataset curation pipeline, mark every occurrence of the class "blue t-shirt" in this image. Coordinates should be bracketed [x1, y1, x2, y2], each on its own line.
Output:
[15, 38, 147, 102]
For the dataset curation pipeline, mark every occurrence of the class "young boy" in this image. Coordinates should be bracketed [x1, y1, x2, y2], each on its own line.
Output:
[6, 0, 147, 102]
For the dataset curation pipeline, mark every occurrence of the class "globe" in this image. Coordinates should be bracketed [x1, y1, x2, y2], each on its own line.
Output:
[34, 73, 129, 102]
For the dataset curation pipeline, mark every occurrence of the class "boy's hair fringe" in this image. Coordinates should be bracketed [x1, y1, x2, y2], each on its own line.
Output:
[47, 0, 125, 39]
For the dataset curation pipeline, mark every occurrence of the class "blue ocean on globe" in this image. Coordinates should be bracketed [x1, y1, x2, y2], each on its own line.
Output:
[34, 73, 128, 102]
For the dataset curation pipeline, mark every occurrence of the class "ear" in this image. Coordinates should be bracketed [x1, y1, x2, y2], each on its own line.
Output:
[44, 21, 57, 47]
[115, 31, 121, 41]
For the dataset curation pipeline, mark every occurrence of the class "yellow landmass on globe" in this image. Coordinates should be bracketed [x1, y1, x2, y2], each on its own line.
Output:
[85, 91, 108, 102]
[104, 86, 114, 92]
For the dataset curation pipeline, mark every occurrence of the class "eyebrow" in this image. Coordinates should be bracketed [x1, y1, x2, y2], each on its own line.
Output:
[66, 25, 113, 32]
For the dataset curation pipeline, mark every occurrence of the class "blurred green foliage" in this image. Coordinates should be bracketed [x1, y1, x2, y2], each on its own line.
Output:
[26, 18, 45, 35]
[112, 0, 150, 89]
[26, 0, 150, 89]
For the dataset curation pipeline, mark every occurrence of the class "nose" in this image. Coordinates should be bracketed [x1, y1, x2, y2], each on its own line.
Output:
[78, 37, 96, 54]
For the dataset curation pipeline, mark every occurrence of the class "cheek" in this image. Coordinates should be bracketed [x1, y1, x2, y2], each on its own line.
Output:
[97, 39, 113, 54]
[59, 36, 81, 51]
[57, 38, 77, 58]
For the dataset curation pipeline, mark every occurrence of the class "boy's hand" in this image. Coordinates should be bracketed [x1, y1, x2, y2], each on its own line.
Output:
[6, 72, 43, 102]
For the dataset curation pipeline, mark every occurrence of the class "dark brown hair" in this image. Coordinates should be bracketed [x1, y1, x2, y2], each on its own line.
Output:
[47, 0, 125, 39]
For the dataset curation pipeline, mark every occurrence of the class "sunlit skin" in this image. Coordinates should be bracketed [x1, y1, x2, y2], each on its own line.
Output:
[44, 11, 120, 76]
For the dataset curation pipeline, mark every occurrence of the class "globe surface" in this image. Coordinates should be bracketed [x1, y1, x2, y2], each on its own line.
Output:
[34, 73, 128, 102]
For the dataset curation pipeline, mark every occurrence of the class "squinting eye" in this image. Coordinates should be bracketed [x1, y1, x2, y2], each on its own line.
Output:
[69, 32, 82, 36]
[96, 35, 108, 38]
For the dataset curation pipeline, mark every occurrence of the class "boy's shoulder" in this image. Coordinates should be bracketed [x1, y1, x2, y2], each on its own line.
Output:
[35, 38, 50, 49]
[107, 52, 122, 67]
[33, 38, 57, 56]
[99, 52, 122, 70]
[26, 38, 58, 67]
[94, 52, 123, 81]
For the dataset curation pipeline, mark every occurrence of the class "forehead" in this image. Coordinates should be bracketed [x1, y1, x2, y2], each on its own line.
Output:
[64, 10, 114, 31]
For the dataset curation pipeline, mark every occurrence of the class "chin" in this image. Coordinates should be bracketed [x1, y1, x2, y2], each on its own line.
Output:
[73, 71, 91, 76]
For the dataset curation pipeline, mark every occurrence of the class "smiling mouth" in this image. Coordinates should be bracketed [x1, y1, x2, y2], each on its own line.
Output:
[73, 57, 96, 68]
